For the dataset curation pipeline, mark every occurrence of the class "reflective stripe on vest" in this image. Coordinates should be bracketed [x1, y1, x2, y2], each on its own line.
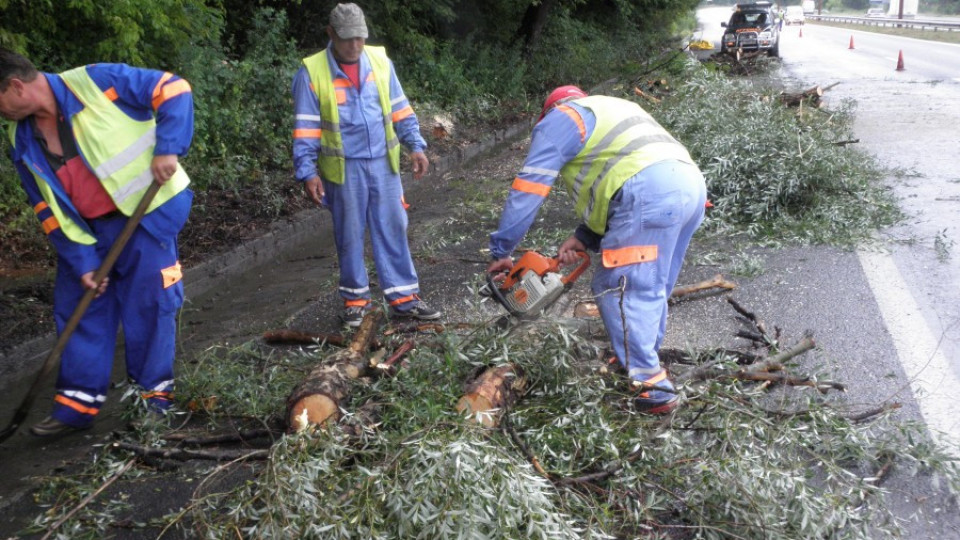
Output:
[60, 67, 189, 216]
[558, 96, 693, 235]
[303, 46, 400, 185]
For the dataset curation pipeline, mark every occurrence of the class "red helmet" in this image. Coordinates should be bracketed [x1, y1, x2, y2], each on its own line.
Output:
[538, 85, 587, 122]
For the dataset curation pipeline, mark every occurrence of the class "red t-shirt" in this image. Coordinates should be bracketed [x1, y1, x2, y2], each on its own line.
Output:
[35, 113, 118, 219]
[339, 61, 361, 89]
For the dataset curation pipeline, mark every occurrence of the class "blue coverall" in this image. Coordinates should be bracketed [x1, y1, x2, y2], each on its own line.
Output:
[8, 65, 194, 427]
[292, 45, 428, 309]
[489, 101, 707, 383]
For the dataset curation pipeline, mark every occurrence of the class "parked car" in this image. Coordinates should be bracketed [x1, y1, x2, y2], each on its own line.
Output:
[866, 7, 885, 17]
[784, 5, 805, 24]
[721, 1, 781, 57]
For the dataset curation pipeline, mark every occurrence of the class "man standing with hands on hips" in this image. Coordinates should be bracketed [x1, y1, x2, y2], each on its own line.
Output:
[487, 86, 707, 414]
[0, 47, 194, 436]
[292, 3, 441, 328]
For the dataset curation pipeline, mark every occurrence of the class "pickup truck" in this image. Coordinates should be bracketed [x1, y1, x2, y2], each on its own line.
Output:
[721, 2, 781, 57]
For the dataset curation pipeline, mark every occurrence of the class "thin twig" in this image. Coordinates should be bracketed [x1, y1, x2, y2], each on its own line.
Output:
[501, 412, 550, 478]
[112, 441, 269, 462]
[41, 459, 136, 540]
[846, 402, 902, 423]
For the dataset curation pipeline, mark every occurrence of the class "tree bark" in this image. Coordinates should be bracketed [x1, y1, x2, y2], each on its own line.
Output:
[779, 85, 825, 107]
[285, 310, 383, 430]
[456, 364, 527, 427]
[514, 0, 558, 58]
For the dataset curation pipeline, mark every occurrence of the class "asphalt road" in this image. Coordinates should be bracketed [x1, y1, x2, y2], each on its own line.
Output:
[697, 5, 960, 454]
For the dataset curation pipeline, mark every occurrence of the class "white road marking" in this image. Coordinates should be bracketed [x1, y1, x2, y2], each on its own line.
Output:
[858, 249, 960, 454]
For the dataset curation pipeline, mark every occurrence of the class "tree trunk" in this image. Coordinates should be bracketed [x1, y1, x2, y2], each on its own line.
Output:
[515, 0, 558, 59]
[285, 310, 383, 430]
[456, 364, 526, 427]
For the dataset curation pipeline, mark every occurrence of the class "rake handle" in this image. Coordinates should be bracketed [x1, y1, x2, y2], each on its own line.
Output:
[0, 181, 162, 443]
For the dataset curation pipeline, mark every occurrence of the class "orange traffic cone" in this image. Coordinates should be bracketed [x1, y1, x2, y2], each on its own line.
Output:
[896, 50, 905, 71]
[849, 35, 855, 49]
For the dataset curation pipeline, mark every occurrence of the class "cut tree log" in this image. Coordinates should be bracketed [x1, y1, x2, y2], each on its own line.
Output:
[779, 84, 826, 108]
[456, 364, 527, 428]
[285, 310, 383, 430]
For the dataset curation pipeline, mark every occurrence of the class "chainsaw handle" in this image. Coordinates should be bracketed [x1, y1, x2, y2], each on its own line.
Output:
[560, 251, 591, 286]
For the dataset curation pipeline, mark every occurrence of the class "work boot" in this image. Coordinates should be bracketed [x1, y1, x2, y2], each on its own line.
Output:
[632, 370, 680, 415]
[341, 302, 372, 328]
[389, 298, 441, 321]
[30, 416, 91, 437]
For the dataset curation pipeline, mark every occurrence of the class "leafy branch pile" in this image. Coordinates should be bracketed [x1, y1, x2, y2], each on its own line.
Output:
[26, 309, 960, 539]
[651, 59, 902, 246]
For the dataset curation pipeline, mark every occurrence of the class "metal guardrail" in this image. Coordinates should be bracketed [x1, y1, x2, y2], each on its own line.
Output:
[808, 15, 960, 32]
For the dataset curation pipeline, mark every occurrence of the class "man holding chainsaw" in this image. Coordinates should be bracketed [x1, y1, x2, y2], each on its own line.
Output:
[487, 86, 706, 414]
[292, 3, 440, 328]
[0, 48, 194, 436]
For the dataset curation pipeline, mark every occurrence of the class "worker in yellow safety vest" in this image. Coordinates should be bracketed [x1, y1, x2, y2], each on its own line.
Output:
[292, 3, 441, 328]
[0, 47, 194, 436]
[487, 86, 707, 414]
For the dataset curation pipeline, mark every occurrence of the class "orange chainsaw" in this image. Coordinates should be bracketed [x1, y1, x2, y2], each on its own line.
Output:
[481, 250, 591, 319]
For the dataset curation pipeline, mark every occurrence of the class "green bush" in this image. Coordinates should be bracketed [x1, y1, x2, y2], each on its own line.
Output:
[180, 7, 301, 191]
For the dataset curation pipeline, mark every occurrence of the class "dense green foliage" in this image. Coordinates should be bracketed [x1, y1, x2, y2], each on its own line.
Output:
[0, 0, 697, 251]
[0, 0, 902, 263]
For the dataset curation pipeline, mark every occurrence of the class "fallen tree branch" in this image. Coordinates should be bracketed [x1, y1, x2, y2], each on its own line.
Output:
[846, 402, 902, 423]
[727, 297, 775, 347]
[374, 339, 415, 376]
[832, 139, 860, 146]
[687, 335, 816, 382]
[727, 370, 845, 393]
[112, 441, 269, 462]
[286, 310, 383, 430]
[456, 364, 527, 427]
[501, 412, 550, 478]
[41, 459, 136, 540]
[162, 427, 275, 446]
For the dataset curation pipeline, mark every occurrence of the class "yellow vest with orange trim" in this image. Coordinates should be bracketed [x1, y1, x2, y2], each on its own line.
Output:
[559, 96, 693, 235]
[302, 46, 400, 184]
[10, 67, 190, 245]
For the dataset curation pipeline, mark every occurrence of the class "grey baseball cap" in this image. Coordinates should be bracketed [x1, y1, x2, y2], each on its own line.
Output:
[329, 3, 368, 39]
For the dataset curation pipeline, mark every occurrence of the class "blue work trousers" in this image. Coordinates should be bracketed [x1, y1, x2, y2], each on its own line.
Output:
[593, 160, 707, 380]
[51, 211, 185, 427]
[323, 156, 420, 307]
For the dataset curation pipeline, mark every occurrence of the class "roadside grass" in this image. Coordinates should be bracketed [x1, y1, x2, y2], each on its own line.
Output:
[809, 20, 960, 45]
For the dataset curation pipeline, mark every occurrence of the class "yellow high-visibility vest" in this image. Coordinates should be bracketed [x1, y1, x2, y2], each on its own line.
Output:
[559, 96, 693, 234]
[11, 66, 190, 244]
[303, 46, 400, 184]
